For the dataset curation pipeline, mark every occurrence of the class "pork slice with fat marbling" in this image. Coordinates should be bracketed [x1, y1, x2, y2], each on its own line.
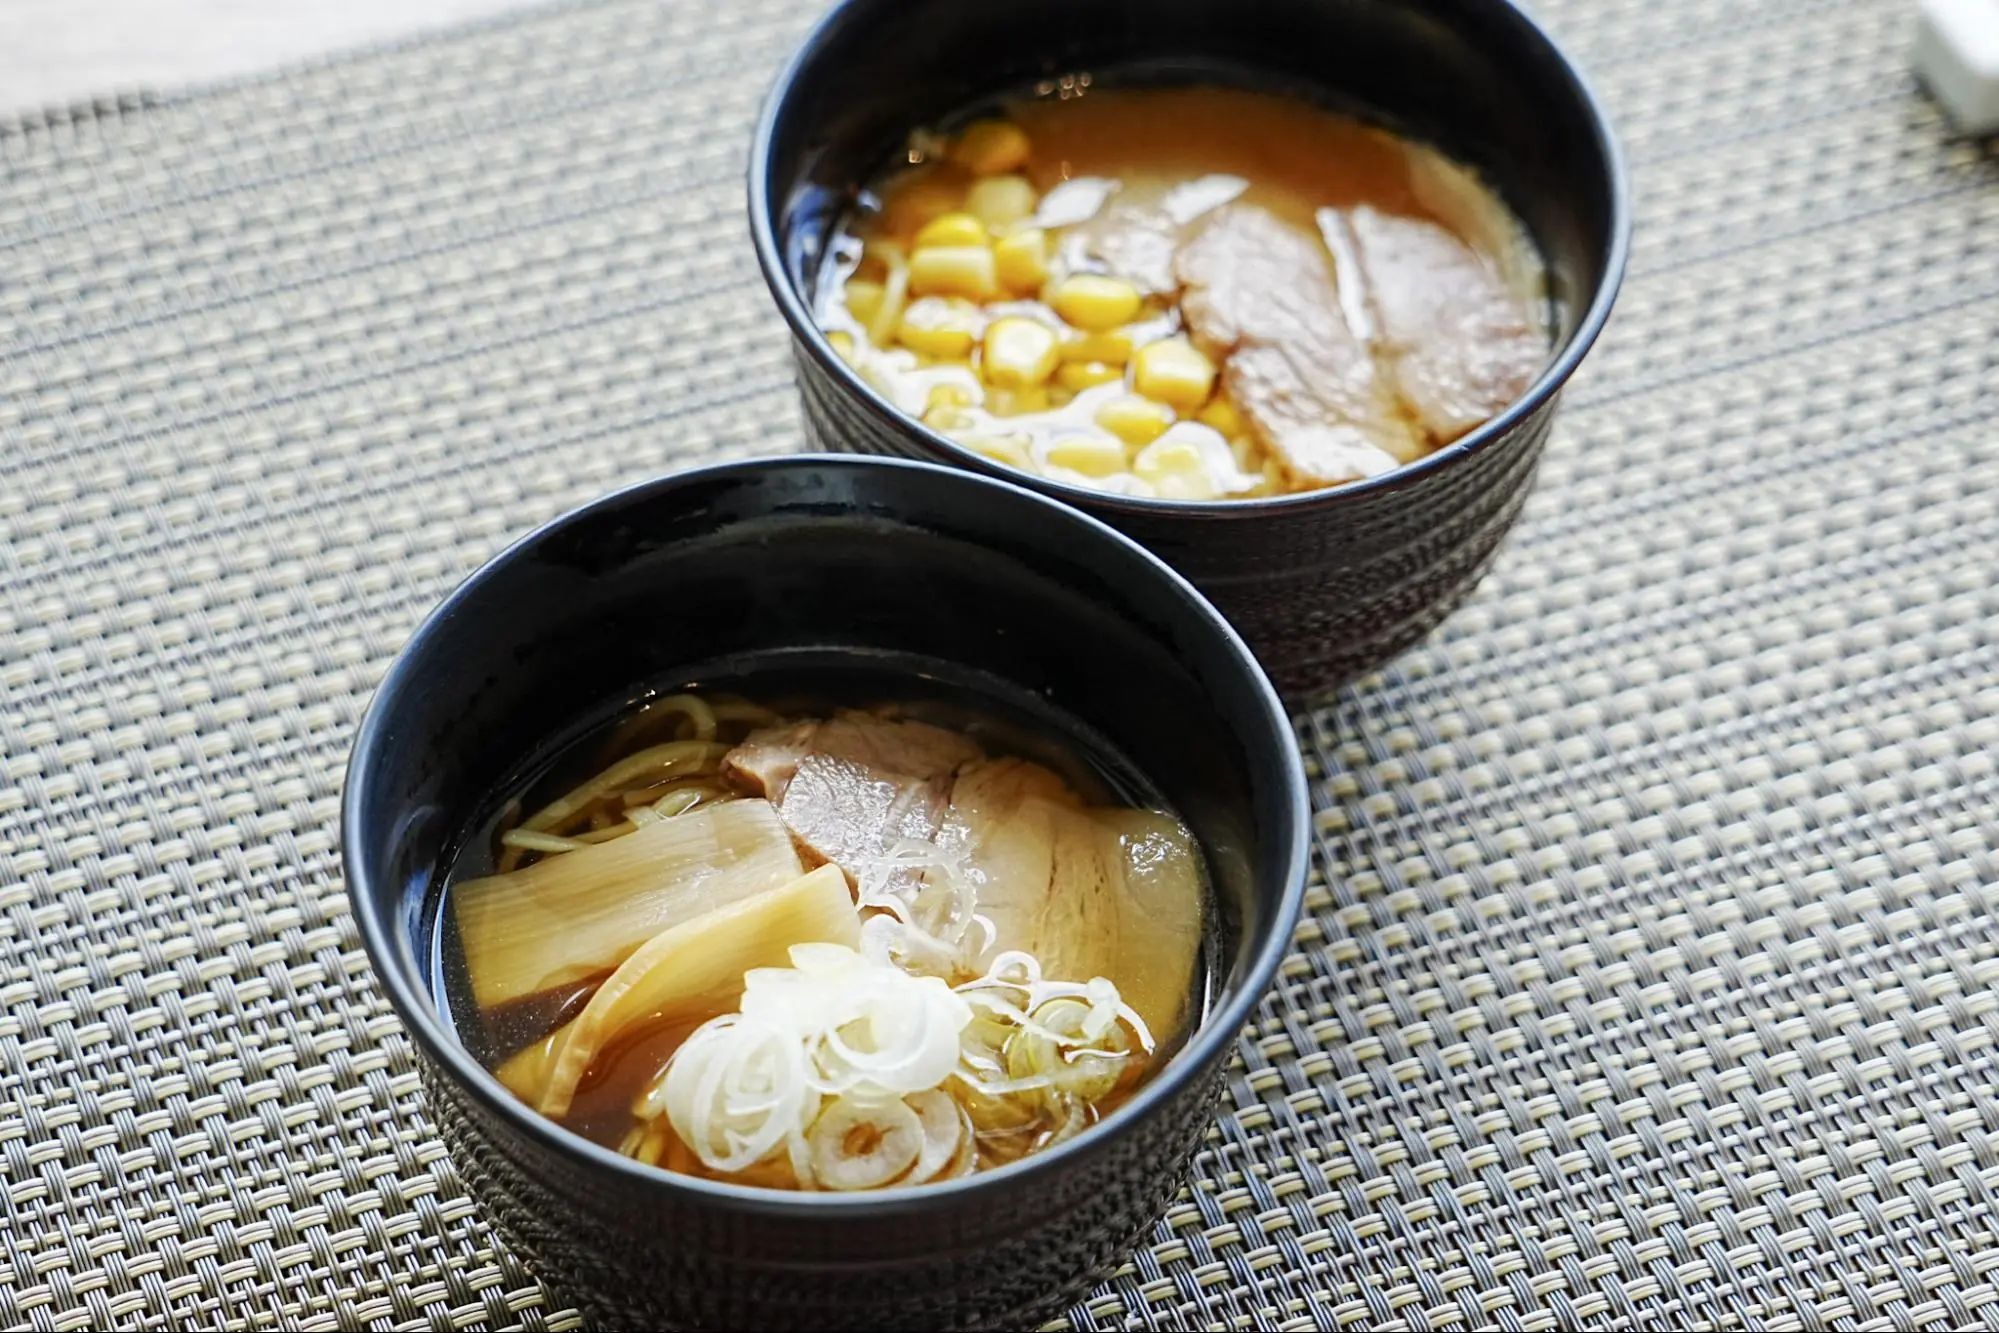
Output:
[1173, 204, 1422, 483]
[1342, 204, 1546, 446]
[727, 720, 1206, 1038]
[936, 757, 1204, 1040]
[723, 712, 983, 882]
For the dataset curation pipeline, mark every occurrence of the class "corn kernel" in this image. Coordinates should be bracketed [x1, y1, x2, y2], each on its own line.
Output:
[1094, 394, 1175, 447]
[825, 330, 856, 364]
[923, 405, 975, 432]
[956, 432, 1033, 469]
[908, 245, 1000, 300]
[1050, 275, 1143, 332]
[901, 327, 978, 359]
[1046, 435, 1130, 478]
[844, 279, 886, 328]
[965, 175, 1039, 231]
[1132, 337, 1216, 411]
[987, 386, 1050, 416]
[993, 227, 1050, 293]
[981, 317, 1061, 389]
[1132, 435, 1204, 479]
[1057, 360, 1123, 391]
[915, 211, 990, 249]
[896, 297, 983, 359]
[1060, 328, 1134, 365]
[1133, 436, 1219, 500]
[926, 382, 976, 413]
[952, 120, 1032, 176]
[1197, 396, 1244, 438]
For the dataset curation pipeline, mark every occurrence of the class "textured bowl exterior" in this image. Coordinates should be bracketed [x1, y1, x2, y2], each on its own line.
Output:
[425, 1053, 1227, 1330]
[797, 342, 1558, 699]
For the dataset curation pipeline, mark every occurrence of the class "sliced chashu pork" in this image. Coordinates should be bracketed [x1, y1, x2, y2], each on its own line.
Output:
[1174, 204, 1422, 484]
[1062, 174, 1251, 296]
[724, 712, 983, 881]
[1078, 191, 1181, 297]
[725, 717, 1206, 1041]
[1342, 204, 1545, 445]
[935, 758, 1204, 1041]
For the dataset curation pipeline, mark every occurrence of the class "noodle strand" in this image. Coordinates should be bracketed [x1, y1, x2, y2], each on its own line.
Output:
[520, 740, 730, 834]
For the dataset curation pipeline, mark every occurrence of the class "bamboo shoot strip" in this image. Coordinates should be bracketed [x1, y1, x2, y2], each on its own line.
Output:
[454, 799, 806, 1008]
[533, 865, 860, 1118]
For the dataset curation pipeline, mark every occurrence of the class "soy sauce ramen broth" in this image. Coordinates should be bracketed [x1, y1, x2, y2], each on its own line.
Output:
[437, 661, 1216, 1190]
[816, 82, 1552, 500]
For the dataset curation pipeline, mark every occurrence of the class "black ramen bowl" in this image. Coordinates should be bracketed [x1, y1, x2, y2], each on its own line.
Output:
[342, 456, 1309, 1330]
[749, 0, 1629, 701]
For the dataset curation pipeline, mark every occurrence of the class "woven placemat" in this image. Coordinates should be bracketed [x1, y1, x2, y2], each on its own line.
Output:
[3, 0, 1996, 1328]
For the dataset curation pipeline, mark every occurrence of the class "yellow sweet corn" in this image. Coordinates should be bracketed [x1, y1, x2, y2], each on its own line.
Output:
[952, 120, 1032, 176]
[1046, 436, 1129, 477]
[915, 212, 990, 249]
[1132, 338, 1216, 410]
[896, 297, 983, 359]
[825, 330, 856, 364]
[1057, 360, 1123, 391]
[986, 385, 1050, 416]
[1154, 471, 1218, 502]
[926, 382, 976, 413]
[902, 331, 977, 360]
[1133, 436, 1219, 500]
[1050, 275, 1143, 331]
[844, 279, 886, 328]
[1196, 396, 1244, 438]
[981, 317, 1061, 389]
[956, 432, 1033, 469]
[993, 227, 1050, 293]
[1059, 327, 1134, 365]
[908, 245, 1000, 300]
[1093, 394, 1174, 447]
[923, 404, 975, 432]
[965, 175, 1039, 231]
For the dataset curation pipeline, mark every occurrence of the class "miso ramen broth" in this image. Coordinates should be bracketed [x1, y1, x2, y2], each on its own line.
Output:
[816, 83, 1551, 500]
[441, 666, 1212, 1191]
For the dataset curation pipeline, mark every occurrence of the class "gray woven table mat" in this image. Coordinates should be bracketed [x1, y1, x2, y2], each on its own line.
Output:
[2, 0, 1995, 1328]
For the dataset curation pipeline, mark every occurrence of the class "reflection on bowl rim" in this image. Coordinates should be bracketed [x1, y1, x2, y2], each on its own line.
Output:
[343, 453, 1311, 1215]
[747, 0, 1632, 517]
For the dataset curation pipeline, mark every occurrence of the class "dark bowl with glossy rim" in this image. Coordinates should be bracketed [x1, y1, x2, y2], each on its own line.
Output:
[749, 0, 1630, 702]
[342, 456, 1309, 1331]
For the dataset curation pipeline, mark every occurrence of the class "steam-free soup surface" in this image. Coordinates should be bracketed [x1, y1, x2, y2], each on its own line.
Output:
[818, 84, 1549, 500]
[447, 680, 1208, 1191]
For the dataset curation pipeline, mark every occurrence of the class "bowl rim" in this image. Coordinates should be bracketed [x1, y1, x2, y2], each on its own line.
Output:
[746, 0, 1632, 517]
[341, 452, 1311, 1218]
